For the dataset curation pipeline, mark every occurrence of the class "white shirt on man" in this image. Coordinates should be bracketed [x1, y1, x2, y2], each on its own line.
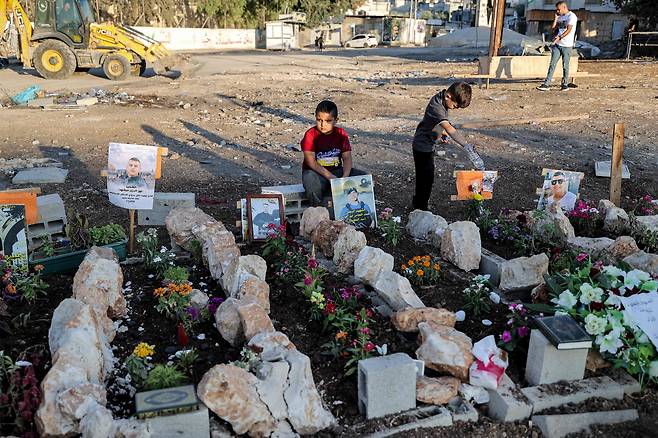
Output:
[556, 12, 578, 48]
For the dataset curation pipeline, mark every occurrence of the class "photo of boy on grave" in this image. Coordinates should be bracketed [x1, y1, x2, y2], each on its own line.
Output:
[0, 205, 28, 267]
[107, 143, 157, 210]
[537, 169, 583, 212]
[330, 175, 377, 229]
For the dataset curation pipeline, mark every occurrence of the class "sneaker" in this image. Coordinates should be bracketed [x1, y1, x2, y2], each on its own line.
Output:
[536, 84, 550, 91]
[464, 144, 485, 170]
[560, 85, 570, 91]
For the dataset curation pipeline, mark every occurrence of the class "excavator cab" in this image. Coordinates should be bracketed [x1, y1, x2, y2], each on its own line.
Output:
[33, 0, 95, 47]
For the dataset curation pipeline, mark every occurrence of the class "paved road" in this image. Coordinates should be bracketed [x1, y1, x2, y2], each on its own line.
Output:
[0, 46, 481, 96]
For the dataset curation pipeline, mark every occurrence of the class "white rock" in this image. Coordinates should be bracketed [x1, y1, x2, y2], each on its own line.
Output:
[248, 331, 296, 362]
[604, 207, 629, 232]
[189, 289, 209, 311]
[455, 310, 466, 322]
[636, 215, 658, 234]
[373, 271, 425, 311]
[499, 253, 549, 292]
[332, 226, 367, 274]
[534, 202, 575, 244]
[221, 255, 267, 297]
[623, 251, 658, 276]
[255, 361, 291, 421]
[79, 404, 114, 438]
[406, 210, 448, 241]
[416, 322, 474, 381]
[459, 383, 490, 405]
[354, 246, 394, 286]
[440, 221, 481, 272]
[300, 207, 330, 240]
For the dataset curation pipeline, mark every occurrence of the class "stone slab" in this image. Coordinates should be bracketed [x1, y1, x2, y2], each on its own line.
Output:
[366, 407, 453, 438]
[525, 329, 588, 386]
[521, 376, 624, 413]
[138, 192, 196, 226]
[358, 353, 417, 419]
[479, 248, 505, 287]
[532, 409, 638, 438]
[136, 385, 198, 415]
[607, 368, 641, 396]
[594, 161, 631, 179]
[145, 405, 210, 438]
[12, 167, 69, 184]
[449, 399, 478, 423]
[487, 374, 532, 422]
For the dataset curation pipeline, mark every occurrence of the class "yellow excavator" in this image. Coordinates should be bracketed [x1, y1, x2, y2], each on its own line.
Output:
[1, 0, 187, 80]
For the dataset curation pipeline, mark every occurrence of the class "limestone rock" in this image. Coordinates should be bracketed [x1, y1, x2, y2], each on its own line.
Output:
[248, 331, 296, 362]
[165, 207, 220, 250]
[623, 251, 658, 276]
[440, 221, 481, 272]
[354, 246, 394, 286]
[222, 255, 267, 298]
[284, 350, 336, 434]
[416, 376, 460, 405]
[201, 227, 240, 280]
[300, 207, 330, 240]
[604, 236, 640, 262]
[189, 289, 209, 311]
[568, 237, 614, 260]
[604, 207, 629, 233]
[333, 225, 367, 274]
[215, 298, 244, 346]
[311, 220, 348, 258]
[416, 322, 474, 381]
[535, 202, 575, 244]
[373, 271, 425, 311]
[72, 246, 125, 340]
[636, 215, 658, 233]
[238, 302, 275, 342]
[391, 307, 456, 332]
[79, 404, 114, 438]
[406, 210, 448, 241]
[238, 276, 271, 314]
[499, 253, 549, 292]
[113, 419, 151, 438]
[255, 361, 291, 421]
[598, 199, 616, 216]
[197, 364, 276, 437]
[57, 383, 107, 420]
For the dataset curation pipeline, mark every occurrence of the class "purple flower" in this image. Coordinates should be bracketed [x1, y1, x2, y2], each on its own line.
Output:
[341, 289, 351, 300]
[208, 297, 225, 315]
[186, 306, 200, 321]
[517, 326, 530, 338]
[304, 275, 312, 286]
[501, 331, 512, 343]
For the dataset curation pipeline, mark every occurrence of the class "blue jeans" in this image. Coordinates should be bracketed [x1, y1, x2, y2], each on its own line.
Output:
[543, 45, 572, 87]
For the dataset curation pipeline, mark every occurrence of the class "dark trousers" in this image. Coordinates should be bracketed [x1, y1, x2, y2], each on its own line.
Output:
[302, 167, 366, 207]
[412, 149, 434, 211]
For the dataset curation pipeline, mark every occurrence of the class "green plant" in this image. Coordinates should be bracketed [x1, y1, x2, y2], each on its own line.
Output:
[153, 283, 193, 319]
[13, 269, 48, 304]
[498, 303, 532, 352]
[401, 255, 442, 287]
[378, 207, 402, 247]
[189, 240, 204, 266]
[176, 349, 199, 377]
[232, 346, 260, 372]
[261, 223, 288, 261]
[137, 228, 176, 277]
[144, 364, 189, 390]
[1, 257, 47, 304]
[163, 266, 189, 285]
[65, 212, 91, 250]
[89, 223, 127, 246]
[462, 275, 493, 317]
[124, 342, 155, 389]
[39, 236, 55, 257]
[295, 258, 327, 320]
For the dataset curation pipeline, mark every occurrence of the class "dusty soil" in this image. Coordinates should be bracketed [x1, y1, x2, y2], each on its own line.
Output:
[1, 47, 658, 436]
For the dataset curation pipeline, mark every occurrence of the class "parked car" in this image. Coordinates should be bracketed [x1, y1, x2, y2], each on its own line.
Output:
[343, 34, 378, 48]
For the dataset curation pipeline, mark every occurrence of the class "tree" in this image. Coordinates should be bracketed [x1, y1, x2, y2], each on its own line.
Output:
[198, 0, 247, 28]
[611, 0, 658, 29]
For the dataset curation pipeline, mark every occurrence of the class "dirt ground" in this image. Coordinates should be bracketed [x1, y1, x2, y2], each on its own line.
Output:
[1, 46, 657, 437]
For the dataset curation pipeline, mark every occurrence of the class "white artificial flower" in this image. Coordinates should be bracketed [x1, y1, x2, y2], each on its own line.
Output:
[489, 291, 501, 304]
[584, 313, 607, 336]
[579, 283, 604, 305]
[604, 294, 622, 308]
[555, 310, 569, 316]
[160, 246, 167, 253]
[622, 310, 639, 331]
[650, 361, 658, 378]
[596, 329, 624, 355]
[393, 216, 401, 223]
[602, 266, 625, 279]
[153, 256, 162, 263]
[607, 313, 624, 333]
[552, 290, 578, 310]
[622, 269, 651, 292]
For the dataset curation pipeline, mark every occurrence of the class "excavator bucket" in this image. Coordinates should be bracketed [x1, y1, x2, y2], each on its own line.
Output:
[152, 53, 201, 78]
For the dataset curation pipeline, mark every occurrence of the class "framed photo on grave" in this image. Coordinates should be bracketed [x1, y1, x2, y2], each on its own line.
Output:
[536, 169, 584, 212]
[0, 204, 28, 267]
[330, 174, 377, 229]
[246, 194, 285, 241]
[452, 170, 498, 201]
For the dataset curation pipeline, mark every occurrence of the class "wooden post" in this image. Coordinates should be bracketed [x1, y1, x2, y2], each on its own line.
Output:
[609, 123, 625, 206]
[129, 209, 136, 254]
[488, 0, 506, 60]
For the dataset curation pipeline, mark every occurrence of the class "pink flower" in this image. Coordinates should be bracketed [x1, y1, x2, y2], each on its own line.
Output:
[360, 327, 370, 335]
[501, 330, 512, 343]
[303, 276, 312, 286]
[517, 326, 530, 338]
[364, 342, 375, 352]
[576, 253, 589, 263]
[307, 258, 318, 269]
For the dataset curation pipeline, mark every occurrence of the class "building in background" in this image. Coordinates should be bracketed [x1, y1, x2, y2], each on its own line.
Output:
[526, 0, 626, 43]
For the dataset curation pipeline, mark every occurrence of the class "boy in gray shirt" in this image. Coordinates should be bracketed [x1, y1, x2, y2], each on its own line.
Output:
[412, 82, 485, 211]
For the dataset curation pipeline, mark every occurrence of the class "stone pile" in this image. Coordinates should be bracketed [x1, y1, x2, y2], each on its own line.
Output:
[35, 248, 148, 437]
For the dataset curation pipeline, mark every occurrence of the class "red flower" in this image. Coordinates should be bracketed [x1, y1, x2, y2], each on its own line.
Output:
[365, 308, 374, 318]
[590, 301, 605, 311]
[324, 302, 336, 314]
[177, 322, 189, 348]
[307, 258, 318, 269]
[364, 342, 375, 352]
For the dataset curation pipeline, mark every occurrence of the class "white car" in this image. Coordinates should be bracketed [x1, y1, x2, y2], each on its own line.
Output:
[344, 34, 378, 48]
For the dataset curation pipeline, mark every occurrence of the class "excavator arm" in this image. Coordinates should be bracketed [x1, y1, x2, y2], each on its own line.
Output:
[1, 0, 33, 67]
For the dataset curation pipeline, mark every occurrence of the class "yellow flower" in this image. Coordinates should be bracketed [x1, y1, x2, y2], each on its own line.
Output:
[473, 193, 484, 201]
[133, 342, 155, 358]
[416, 269, 424, 277]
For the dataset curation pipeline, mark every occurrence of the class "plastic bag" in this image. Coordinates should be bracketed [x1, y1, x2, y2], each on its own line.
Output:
[469, 335, 508, 390]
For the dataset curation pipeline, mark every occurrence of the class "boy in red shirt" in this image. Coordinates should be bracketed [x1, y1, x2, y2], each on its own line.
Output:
[301, 100, 366, 206]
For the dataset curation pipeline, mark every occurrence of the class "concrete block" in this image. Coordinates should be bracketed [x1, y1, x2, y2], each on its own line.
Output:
[479, 248, 505, 287]
[12, 167, 68, 184]
[145, 405, 210, 438]
[449, 399, 478, 423]
[358, 353, 417, 419]
[532, 410, 638, 438]
[27, 194, 67, 246]
[521, 376, 624, 413]
[487, 373, 532, 422]
[525, 329, 588, 386]
[261, 184, 307, 201]
[478, 55, 580, 79]
[608, 368, 641, 395]
[138, 193, 195, 226]
[366, 407, 452, 437]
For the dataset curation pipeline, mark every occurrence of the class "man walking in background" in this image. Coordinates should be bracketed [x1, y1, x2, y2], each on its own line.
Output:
[537, 1, 577, 92]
